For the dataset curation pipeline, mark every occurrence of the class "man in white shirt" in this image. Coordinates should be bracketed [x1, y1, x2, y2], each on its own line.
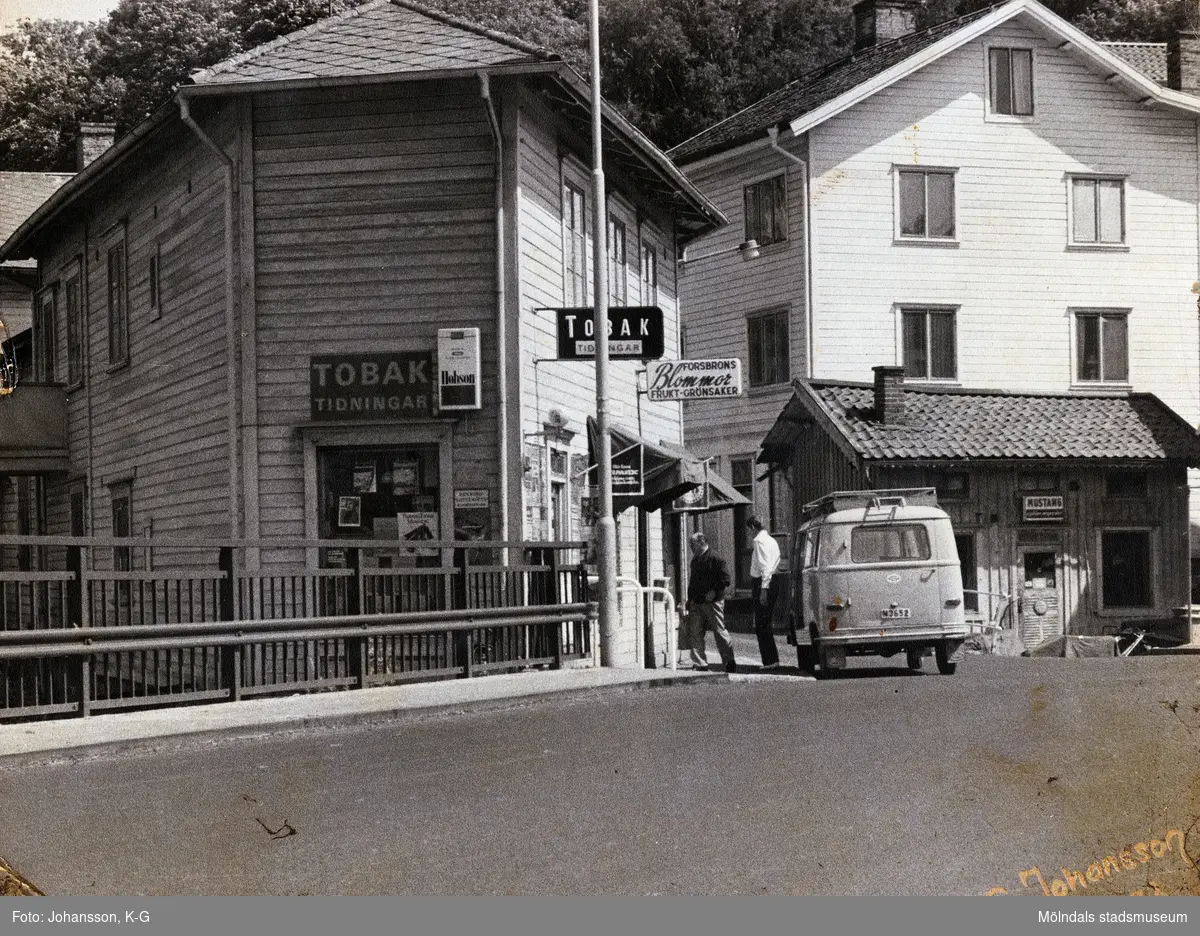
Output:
[747, 515, 781, 669]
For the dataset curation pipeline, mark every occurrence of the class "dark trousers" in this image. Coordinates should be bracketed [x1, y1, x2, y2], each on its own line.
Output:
[751, 576, 781, 666]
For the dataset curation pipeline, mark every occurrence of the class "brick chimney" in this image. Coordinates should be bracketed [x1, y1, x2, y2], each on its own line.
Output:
[1168, 1, 1200, 93]
[76, 123, 116, 170]
[873, 365, 906, 424]
[853, 0, 920, 52]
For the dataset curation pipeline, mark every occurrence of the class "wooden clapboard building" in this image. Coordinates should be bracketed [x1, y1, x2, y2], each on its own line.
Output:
[760, 367, 1200, 642]
[0, 0, 726, 666]
[668, 0, 1200, 600]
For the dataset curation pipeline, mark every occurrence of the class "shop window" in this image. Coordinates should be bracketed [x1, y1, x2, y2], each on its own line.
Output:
[956, 533, 978, 612]
[731, 456, 754, 589]
[1105, 469, 1147, 499]
[1101, 530, 1152, 608]
[747, 308, 789, 387]
[902, 308, 956, 380]
[563, 182, 588, 306]
[743, 174, 787, 248]
[34, 285, 56, 382]
[318, 446, 441, 567]
[989, 47, 1033, 116]
[608, 216, 627, 306]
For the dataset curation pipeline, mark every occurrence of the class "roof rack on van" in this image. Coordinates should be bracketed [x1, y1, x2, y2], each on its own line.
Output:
[800, 488, 939, 520]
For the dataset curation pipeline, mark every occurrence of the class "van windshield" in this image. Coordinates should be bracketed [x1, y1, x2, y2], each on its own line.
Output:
[850, 524, 931, 562]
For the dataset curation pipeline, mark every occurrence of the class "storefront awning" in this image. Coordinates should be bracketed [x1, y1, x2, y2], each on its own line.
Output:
[585, 417, 749, 514]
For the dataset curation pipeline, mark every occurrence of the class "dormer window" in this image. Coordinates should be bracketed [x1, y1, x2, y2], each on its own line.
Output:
[989, 47, 1034, 116]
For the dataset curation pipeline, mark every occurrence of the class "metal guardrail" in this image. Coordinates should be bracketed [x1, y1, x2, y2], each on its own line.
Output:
[0, 603, 596, 721]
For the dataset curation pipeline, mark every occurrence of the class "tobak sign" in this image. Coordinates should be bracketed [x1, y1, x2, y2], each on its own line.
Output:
[310, 352, 435, 421]
[646, 359, 743, 401]
[555, 306, 664, 360]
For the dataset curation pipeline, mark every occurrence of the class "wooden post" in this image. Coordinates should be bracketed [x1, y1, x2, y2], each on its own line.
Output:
[66, 545, 91, 717]
[346, 548, 365, 688]
[549, 548, 563, 668]
[218, 546, 241, 702]
[454, 546, 471, 675]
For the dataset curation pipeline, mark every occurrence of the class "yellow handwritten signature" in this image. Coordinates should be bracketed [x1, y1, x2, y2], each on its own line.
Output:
[986, 829, 1193, 896]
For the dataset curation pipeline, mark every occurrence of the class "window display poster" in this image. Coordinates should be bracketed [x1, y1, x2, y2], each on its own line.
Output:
[398, 512, 439, 557]
[454, 504, 492, 564]
[352, 464, 377, 493]
[338, 496, 362, 527]
[392, 459, 419, 497]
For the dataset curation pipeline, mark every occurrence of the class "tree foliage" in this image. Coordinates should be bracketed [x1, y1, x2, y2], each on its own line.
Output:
[0, 0, 1194, 170]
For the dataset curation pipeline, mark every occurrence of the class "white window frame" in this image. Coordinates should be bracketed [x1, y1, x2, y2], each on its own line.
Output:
[607, 213, 628, 307]
[561, 177, 589, 307]
[893, 166, 959, 245]
[742, 171, 788, 249]
[1095, 527, 1157, 615]
[149, 242, 162, 320]
[639, 239, 659, 307]
[62, 259, 84, 390]
[33, 283, 57, 383]
[746, 306, 791, 388]
[985, 45, 1035, 121]
[1066, 174, 1127, 249]
[1070, 307, 1131, 387]
[105, 224, 129, 370]
[895, 304, 959, 383]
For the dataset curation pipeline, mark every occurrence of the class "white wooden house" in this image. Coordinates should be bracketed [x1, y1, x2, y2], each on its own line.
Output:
[670, 0, 1200, 638]
[0, 0, 727, 666]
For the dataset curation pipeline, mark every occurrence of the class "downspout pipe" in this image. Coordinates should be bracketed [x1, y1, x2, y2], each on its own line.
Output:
[479, 72, 510, 562]
[179, 94, 239, 540]
[767, 126, 815, 379]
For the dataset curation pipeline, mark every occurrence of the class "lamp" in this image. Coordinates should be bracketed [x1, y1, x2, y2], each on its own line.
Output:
[678, 239, 760, 270]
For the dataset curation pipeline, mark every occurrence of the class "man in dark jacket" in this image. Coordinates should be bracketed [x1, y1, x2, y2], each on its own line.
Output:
[685, 531, 737, 672]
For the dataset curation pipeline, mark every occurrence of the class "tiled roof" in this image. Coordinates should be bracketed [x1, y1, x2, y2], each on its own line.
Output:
[190, 0, 556, 86]
[668, 4, 1002, 164]
[761, 380, 1200, 465]
[0, 172, 73, 270]
[1100, 41, 1167, 83]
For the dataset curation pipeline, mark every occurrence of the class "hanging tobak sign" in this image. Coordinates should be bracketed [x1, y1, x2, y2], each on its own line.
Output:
[555, 306, 664, 360]
[310, 352, 435, 421]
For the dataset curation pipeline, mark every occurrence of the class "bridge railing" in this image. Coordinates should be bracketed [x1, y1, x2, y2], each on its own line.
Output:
[0, 536, 591, 722]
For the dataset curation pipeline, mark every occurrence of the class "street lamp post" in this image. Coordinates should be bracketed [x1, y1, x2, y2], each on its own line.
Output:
[589, 0, 618, 664]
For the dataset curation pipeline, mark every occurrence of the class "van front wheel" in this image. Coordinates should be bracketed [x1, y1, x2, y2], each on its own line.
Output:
[935, 642, 957, 675]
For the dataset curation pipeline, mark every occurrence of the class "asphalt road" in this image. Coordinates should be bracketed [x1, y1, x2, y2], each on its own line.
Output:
[1, 654, 1198, 895]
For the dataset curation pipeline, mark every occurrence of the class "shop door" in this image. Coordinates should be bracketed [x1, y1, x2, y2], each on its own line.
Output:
[1018, 549, 1062, 649]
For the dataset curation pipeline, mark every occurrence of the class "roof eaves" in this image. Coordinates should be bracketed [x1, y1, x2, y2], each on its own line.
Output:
[792, 379, 866, 466]
[550, 67, 727, 237]
[0, 98, 180, 263]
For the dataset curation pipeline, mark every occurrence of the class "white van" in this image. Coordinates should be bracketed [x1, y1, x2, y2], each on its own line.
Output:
[785, 489, 968, 676]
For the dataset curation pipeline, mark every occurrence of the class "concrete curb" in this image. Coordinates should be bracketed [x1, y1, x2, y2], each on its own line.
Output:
[0, 668, 729, 766]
